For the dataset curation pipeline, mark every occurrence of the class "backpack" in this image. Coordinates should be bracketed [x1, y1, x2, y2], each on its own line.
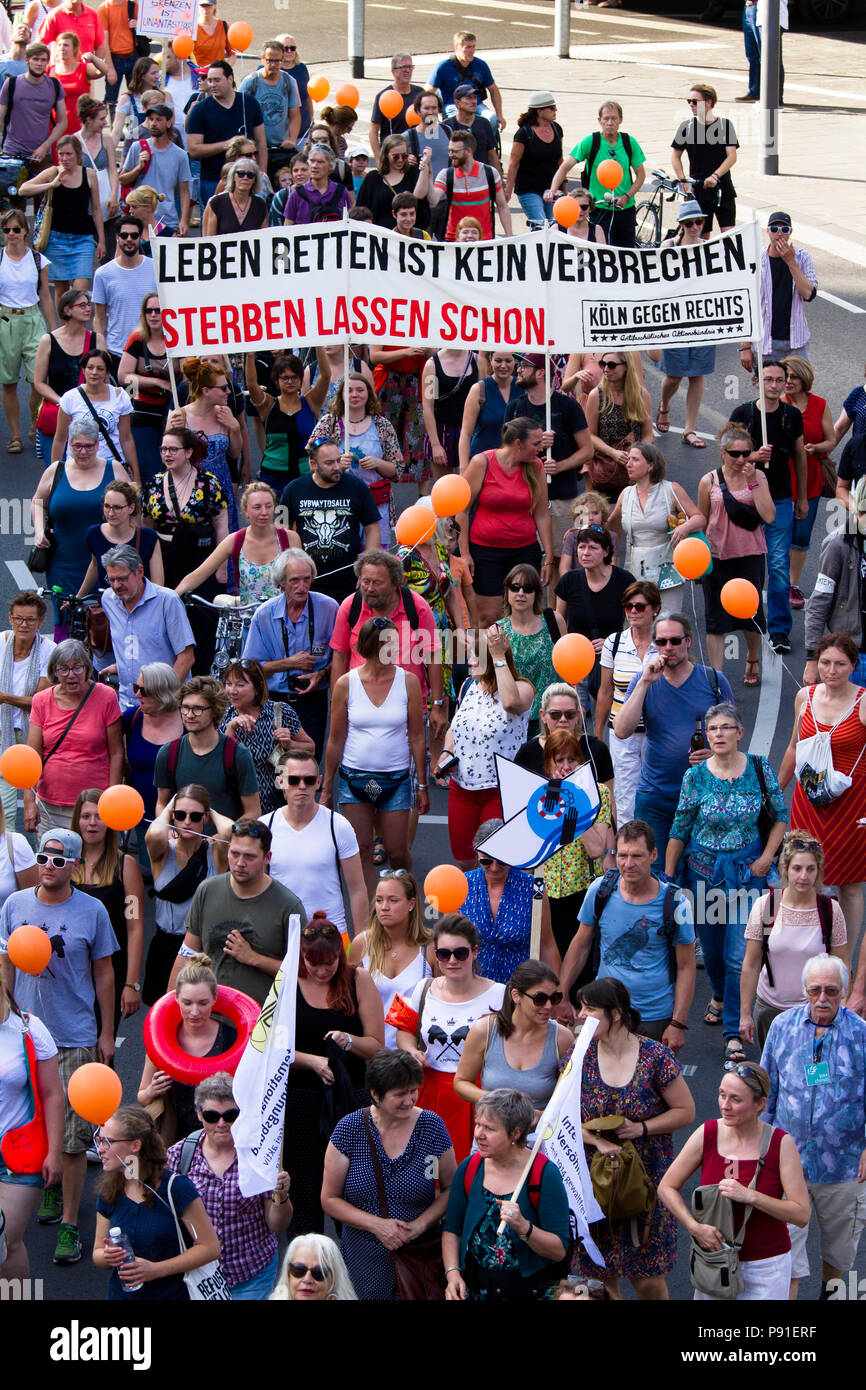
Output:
[177, 1128, 204, 1175]
[294, 182, 346, 223]
[448, 56, 488, 102]
[759, 887, 835, 991]
[444, 162, 497, 227]
[464, 1149, 576, 1275]
[165, 734, 240, 812]
[584, 1116, 657, 1247]
[581, 131, 634, 191]
[1, 73, 63, 140]
[591, 868, 679, 983]
[348, 585, 421, 633]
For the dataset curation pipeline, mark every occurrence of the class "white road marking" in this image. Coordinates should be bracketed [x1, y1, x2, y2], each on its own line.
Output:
[747, 642, 785, 758]
[817, 290, 866, 315]
[6, 560, 37, 588]
[511, 21, 549, 27]
[416, 7, 454, 12]
[419, 814, 449, 824]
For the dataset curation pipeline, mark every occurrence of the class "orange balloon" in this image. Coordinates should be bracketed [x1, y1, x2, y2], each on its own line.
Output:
[721, 578, 760, 620]
[7, 924, 52, 975]
[172, 33, 194, 60]
[553, 195, 581, 229]
[424, 865, 469, 914]
[227, 21, 253, 52]
[673, 537, 712, 581]
[67, 1063, 123, 1126]
[307, 76, 329, 102]
[394, 504, 436, 547]
[98, 785, 145, 832]
[596, 158, 623, 191]
[0, 743, 42, 789]
[378, 89, 403, 121]
[430, 474, 471, 518]
[336, 83, 359, 110]
[552, 633, 595, 685]
[405, 107, 422, 128]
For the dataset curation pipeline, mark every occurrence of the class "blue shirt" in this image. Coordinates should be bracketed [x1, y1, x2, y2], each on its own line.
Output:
[96, 1171, 199, 1301]
[579, 877, 694, 1021]
[428, 55, 495, 107]
[625, 664, 735, 800]
[102, 580, 195, 710]
[240, 70, 299, 148]
[762, 1003, 866, 1184]
[242, 590, 338, 695]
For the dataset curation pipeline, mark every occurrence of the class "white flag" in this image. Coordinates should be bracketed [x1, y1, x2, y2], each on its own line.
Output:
[538, 1016, 606, 1267]
[233, 919, 301, 1198]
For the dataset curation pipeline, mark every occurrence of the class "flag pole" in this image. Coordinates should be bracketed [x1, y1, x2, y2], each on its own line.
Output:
[530, 873, 544, 959]
[752, 211, 767, 447]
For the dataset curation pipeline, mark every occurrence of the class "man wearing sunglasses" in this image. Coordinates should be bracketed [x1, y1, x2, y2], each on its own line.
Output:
[0, 827, 119, 1266]
[615, 611, 733, 853]
[739, 213, 817, 374]
[169, 817, 305, 1006]
[91, 214, 156, 374]
[761, 953, 866, 1300]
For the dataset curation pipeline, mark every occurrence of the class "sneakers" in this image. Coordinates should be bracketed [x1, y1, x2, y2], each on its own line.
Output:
[770, 633, 792, 654]
[37, 1184, 62, 1225]
[53, 1223, 83, 1265]
[789, 585, 805, 610]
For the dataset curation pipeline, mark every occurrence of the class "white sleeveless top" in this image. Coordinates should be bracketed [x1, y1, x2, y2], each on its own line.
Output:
[363, 948, 432, 1049]
[343, 666, 410, 771]
[621, 480, 684, 602]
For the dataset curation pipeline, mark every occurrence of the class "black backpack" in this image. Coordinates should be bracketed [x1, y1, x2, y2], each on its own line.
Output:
[759, 888, 835, 991]
[294, 182, 346, 223]
[165, 734, 240, 812]
[1, 74, 63, 140]
[591, 868, 679, 983]
[581, 131, 634, 191]
[348, 584, 421, 632]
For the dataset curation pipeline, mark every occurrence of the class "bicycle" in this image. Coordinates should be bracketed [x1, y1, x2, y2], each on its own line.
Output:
[183, 593, 260, 682]
[633, 171, 706, 248]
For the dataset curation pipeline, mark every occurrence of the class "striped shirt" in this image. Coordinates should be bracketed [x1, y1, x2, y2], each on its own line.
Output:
[757, 245, 817, 352]
[434, 159, 502, 240]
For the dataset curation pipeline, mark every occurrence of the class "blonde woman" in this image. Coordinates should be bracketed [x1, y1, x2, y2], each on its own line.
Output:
[123, 185, 164, 250]
[175, 481, 298, 605]
[202, 159, 268, 237]
[348, 871, 433, 1048]
[270, 1233, 358, 1301]
[583, 351, 653, 503]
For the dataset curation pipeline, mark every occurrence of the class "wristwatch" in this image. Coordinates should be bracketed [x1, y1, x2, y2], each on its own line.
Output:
[432, 698, 445, 706]
[125, 982, 141, 992]
[494, 659, 507, 668]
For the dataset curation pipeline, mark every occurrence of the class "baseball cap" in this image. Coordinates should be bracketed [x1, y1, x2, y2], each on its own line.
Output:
[520, 353, 546, 371]
[767, 210, 791, 228]
[527, 90, 556, 109]
[677, 199, 705, 222]
[145, 103, 173, 119]
[453, 84, 478, 100]
[39, 827, 82, 860]
[346, 145, 370, 159]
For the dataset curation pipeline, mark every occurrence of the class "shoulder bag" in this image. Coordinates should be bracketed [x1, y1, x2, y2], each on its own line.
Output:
[362, 1107, 445, 1301]
[165, 1172, 231, 1300]
[716, 468, 763, 532]
[688, 1122, 772, 1299]
[33, 184, 53, 254]
[0, 1014, 49, 1175]
[27, 458, 65, 573]
[584, 433, 631, 493]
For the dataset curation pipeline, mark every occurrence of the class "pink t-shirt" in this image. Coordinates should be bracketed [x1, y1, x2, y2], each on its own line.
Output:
[330, 591, 438, 699]
[30, 681, 121, 806]
[745, 892, 847, 1010]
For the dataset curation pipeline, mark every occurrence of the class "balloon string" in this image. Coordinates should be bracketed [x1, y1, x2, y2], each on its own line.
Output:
[750, 618, 802, 689]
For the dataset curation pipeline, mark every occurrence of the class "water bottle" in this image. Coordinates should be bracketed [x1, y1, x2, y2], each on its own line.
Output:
[108, 1227, 142, 1291]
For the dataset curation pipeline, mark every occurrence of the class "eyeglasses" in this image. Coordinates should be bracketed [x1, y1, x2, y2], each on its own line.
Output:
[624, 601, 649, 613]
[435, 946, 471, 962]
[93, 1132, 128, 1149]
[285, 774, 318, 787]
[302, 922, 339, 941]
[522, 989, 563, 1007]
[599, 360, 624, 370]
[231, 821, 269, 839]
[544, 709, 576, 721]
[10, 614, 38, 623]
[680, 219, 704, 228]
[71, 440, 97, 448]
[723, 447, 751, 458]
[160, 445, 183, 455]
[655, 636, 685, 646]
[103, 502, 129, 512]
[173, 809, 205, 823]
[57, 662, 86, 673]
[768, 223, 790, 233]
[36, 853, 74, 867]
[805, 984, 841, 998]
[378, 868, 409, 879]
[181, 704, 210, 715]
[200, 1107, 240, 1124]
[288, 1262, 327, 1281]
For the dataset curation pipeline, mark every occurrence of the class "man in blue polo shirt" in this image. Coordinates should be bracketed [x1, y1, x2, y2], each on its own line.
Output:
[614, 611, 733, 854]
[428, 31, 504, 131]
[101, 543, 195, 708]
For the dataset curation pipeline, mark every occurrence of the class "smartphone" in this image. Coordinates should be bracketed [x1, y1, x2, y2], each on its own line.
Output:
[436, 754, 459, 777]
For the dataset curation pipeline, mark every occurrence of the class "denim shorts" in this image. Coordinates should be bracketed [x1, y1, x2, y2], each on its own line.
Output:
[0, 1153, 44, 1186]
[338, 765, 413, 810]
[44, 230, 96, 281]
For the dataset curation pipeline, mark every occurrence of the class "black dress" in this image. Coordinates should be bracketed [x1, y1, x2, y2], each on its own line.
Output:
[79, 865, 129, 1036]
[356, 169, 428, 230]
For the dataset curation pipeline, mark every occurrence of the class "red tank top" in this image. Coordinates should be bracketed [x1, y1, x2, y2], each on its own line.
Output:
[786, 391, 826, 500]
[469, 448, 539, 549]
[699, 1121, 790, 1261]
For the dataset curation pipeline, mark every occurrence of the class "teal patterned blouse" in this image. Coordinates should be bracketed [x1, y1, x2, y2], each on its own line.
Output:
[669, 756, 786, 851]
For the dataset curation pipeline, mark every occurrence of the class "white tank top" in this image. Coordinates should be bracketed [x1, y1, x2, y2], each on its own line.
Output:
[343, 666, 410, 771]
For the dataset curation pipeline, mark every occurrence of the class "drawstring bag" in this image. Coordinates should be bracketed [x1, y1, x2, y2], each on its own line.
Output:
[795, 687, 866, 807]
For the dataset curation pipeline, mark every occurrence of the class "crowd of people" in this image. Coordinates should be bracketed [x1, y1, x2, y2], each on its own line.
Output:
[0, 5, 865, 1307]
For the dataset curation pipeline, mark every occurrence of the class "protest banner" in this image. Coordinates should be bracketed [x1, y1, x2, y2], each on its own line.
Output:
[155, 221, 762, 356]
[233, 922, 301, 1198]
[137, 0, 197, 40]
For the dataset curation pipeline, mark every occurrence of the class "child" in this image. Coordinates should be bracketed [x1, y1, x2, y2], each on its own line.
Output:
[558, 491, 612, 577]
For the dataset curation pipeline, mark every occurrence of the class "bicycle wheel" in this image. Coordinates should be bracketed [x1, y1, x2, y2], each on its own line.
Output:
[634, 200, 661, 248]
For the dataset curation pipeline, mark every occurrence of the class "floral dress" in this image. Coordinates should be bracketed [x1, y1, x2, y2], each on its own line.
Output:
[202, 433, 239, 530]
[578, 1036, 680, 1281]
[219, 699, 301, 813]
[399, 543, 455, 699]
[500, 616, 557, 724]
[238, 551, 281, 606]
[141, 469, 227, 590]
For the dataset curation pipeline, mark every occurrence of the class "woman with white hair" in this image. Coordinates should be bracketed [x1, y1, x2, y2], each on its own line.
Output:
[202, 160, 269, 237]
[270, 1233, 357, 1301]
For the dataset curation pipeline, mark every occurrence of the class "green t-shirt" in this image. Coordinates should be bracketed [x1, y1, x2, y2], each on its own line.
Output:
[185, 875, 306, 1005]
[569, 131, 646, 209]
[154, 733, 259, 820]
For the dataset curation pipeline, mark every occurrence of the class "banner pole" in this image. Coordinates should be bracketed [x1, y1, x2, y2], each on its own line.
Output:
[166, 352, 180, 412]
[752, 212, 767, 447]
[530, 873, 544, 959]
[494, 1048, 578, 1235]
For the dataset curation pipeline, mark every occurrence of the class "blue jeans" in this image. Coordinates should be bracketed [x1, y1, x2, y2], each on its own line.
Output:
[230, 1251, 278, 1300]
[633, 789, 680, 862]
[683, 846, 771, 1038]
[791, 495, 820, 552]
[763, 497, 794, 636]
[200, 176, 220, 208]
[105, 52, 139, 107]
[517, 192, 554, 226]
[743, 4, 761, 98]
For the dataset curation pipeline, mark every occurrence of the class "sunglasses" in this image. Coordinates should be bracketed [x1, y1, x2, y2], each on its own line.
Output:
[131, 682, 149, 695]
[680, 219, 704, 228]
[507, 582, 537, 594]
[4, 224, 25, 233]
[768, 224, 790, 233]
[624, 601, 649, 612]
[522, 989, 563, 1007]
[288, 1262, 327, 1281]
[599, 360, 624, 370]
[302, 922, 339, 941]
[173, 809, 205, 823]
[723, 447, 751, 459]
[378, 868, 409, 880]
[477, 856, 501, 868]
[36, 853, 73, 867]
[544, 709, 576, 721]
[201, 1107, 240, 1124]
[722, 1061, 767, 1092]
[655, 636, 685, 646]
[285, 774, 318, 787]
[686, 98, 701, 106]
[234, 170, 256, 178]
[118, 233, 141, 240]
[435, 946, 471, 962]
[231, 821, 269, 838]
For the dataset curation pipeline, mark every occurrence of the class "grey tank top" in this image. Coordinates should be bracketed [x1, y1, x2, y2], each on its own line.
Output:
[480, 1018, 560, 1110]
[154, 841, 217, 936]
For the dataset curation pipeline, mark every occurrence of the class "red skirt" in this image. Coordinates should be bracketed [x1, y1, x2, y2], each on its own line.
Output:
[417, 1068, 474, 1163]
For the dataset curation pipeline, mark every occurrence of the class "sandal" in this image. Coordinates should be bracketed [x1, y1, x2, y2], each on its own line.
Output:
[703, 998, 723, 1026]
[682, 431, 706, 448]
[372, 837, 387, 866]
[655, 407, 670, 434]
[743, 658, 761, 687]
[5, 438, 22, 454]
[725, 1036, 746, 1063]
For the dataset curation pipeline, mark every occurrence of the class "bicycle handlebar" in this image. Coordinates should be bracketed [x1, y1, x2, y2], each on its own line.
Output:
[183, 593, 259, 614]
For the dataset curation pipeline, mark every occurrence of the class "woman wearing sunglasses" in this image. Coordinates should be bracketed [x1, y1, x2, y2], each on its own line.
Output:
[396, 913, 503, 1162]
[143, 787, 232, 1004]
[270, 1233, 357, 1300]
[582, 352, 652, 502]
[285, 911, 384, 1242]
[165, 1070, 292, 1299]
[455, 960, 572, 1133]
[137, 953, 235, 1144]
[499, 564, 564, 739]
[578, 976, 695, 1301]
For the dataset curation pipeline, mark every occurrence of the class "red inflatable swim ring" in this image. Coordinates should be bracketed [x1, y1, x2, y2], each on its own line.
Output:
[143, 986, 260, 1085]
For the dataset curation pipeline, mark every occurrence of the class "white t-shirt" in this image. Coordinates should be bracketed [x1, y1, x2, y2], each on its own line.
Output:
[408, 977, 504, 1073]
[0, 249, 49, 308]
[58, 385, 132, 462]
[261, 805, 358, 934]
[0, 631, 55, 731]
[0, 1009, 56, 1136]
[0, 832, 37, 905]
